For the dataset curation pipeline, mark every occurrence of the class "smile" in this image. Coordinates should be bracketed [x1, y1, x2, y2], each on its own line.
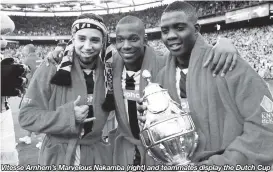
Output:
[82, 52, 94, 56]
[168, 43, 182, 51]
[122, 52, 135, 56]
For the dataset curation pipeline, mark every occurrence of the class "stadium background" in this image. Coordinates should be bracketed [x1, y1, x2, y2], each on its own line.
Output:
[1, 0, 273, 167]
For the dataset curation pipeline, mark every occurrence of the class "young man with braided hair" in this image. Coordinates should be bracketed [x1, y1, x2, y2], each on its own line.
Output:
[19, 13, 112, 166]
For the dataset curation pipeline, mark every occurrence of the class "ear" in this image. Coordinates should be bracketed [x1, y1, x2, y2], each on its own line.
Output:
[71, 37, 75, 46]
[144, 36, 148, 44]
[194, 23, 201, 34]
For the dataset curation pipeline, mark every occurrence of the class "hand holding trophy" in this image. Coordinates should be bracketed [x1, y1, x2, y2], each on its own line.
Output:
[138, 70, 199, 165]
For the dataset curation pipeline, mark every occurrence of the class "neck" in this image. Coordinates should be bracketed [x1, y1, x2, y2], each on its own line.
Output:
[176, 34, 199, 69]
[176, 51, 191, 69]
[79, 57, 97, 70]
[125, 55, 144, 72]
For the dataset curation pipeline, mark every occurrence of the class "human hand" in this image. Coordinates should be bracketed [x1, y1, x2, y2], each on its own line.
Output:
[74, 95, 89, 123]
[203, 37, 239, 77]
[137, 98, 148, 130]
[45, 46, 65, 66]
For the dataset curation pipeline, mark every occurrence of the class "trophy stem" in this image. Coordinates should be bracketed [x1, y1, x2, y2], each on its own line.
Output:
[177, 158, 191, 165]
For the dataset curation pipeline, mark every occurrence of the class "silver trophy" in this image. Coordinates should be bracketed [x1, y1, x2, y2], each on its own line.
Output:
[139, 70, 198, 165]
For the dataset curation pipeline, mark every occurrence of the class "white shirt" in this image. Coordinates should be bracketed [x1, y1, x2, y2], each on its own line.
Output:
[121, 67, 141, 123]
[176, 67, 190, 112]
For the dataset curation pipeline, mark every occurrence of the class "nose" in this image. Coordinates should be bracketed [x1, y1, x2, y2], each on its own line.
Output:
[167, 29, 178, 41]
[83, 40, 93, 50]
[122, 40, 132, 51]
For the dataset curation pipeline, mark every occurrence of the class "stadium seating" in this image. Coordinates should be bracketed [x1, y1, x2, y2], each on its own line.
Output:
[9, 1, 262, 36]
[3, 1, 272, 79]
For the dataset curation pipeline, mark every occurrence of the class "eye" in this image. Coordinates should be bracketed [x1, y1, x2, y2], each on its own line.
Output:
[78, 36, 86, 42]
[116, 37, 124, 43]
[130, 37, 139, 42]
[91, 38, 101, 43]
[177, 26, 185, 31]
[161, 28, 168, 34]
[176, 25, 186, 31]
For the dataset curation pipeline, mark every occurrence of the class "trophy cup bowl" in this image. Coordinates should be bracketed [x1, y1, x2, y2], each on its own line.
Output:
[139, 70, 198, 165]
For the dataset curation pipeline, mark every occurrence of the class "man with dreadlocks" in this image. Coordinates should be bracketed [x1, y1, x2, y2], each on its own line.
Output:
[19, 13, 112, 166]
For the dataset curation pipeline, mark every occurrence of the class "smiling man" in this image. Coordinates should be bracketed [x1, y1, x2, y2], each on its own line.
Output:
[107, 15, 240, 167]
[41, 13, 240, 168]
[147, 1, 273, 165]
[19, 13, 111, 166]
[108, 16, 165, 166]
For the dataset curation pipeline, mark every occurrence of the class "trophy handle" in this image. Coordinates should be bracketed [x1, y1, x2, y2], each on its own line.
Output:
[189, 132, 199, 158]
[142, 69, 151, 83]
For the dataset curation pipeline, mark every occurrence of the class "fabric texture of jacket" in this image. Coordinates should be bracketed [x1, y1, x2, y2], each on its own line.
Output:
[19, 56, 111, 167]
[110, 46, 166, 167]
[156, 34, 273, 165]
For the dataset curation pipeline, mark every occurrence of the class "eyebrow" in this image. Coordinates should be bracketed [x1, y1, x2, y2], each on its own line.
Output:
[77, 35, 101, 39]
[116, 34, 140, 38]
[161, 22, 187, 27]
[129, 34, 140, 38]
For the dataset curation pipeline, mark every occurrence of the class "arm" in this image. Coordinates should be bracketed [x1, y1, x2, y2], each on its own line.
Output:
[19, 63, 79, 135]
[203, 60, 273, 165]
[204, 37, 239, 77]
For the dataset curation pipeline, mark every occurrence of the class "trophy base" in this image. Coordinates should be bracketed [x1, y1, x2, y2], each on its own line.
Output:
[172, 157, 191, 166]
[177, 159, 191, 165]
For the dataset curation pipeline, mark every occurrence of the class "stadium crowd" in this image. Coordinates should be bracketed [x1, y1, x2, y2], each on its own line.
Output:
[203, 25, 273, 79]
[2, 45, 54, 60]
[3, 1, 272, 79]
[3, 24, 273, 79]
[9, 1, 263, 35]
[149, 25, 273, 79]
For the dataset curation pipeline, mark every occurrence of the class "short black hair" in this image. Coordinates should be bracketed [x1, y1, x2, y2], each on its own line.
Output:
[118, 15, 143, 25]
[163, 1, 198, 23]
[116, 15, 145, 35]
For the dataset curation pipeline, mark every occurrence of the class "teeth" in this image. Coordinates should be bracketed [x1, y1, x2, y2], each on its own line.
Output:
[83, 52, 93, 55]
[170, 44, 181, 49]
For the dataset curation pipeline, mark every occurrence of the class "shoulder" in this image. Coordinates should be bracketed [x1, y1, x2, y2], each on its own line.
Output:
[224, 57, 266, 88]
[32, 62, 57, 82]
[112, 50, 122, 66]
[229, 57, 257, 77]
[154, 65, 167, 85]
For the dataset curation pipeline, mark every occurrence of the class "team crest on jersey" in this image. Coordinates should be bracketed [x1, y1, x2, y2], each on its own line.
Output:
[260, 95, 273, 113]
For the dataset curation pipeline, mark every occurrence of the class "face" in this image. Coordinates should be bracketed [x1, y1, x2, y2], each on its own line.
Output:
[160, 11, 199, 58]
[116, 23, 145, 65]
[73, 28, 103, 65]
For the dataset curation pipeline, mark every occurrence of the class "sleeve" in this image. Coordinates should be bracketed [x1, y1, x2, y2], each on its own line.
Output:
[203, 60, 273, 165]
[155, 66, 166, 86]
[19, 63, 79, 135]
[154, 52, 169, 85]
